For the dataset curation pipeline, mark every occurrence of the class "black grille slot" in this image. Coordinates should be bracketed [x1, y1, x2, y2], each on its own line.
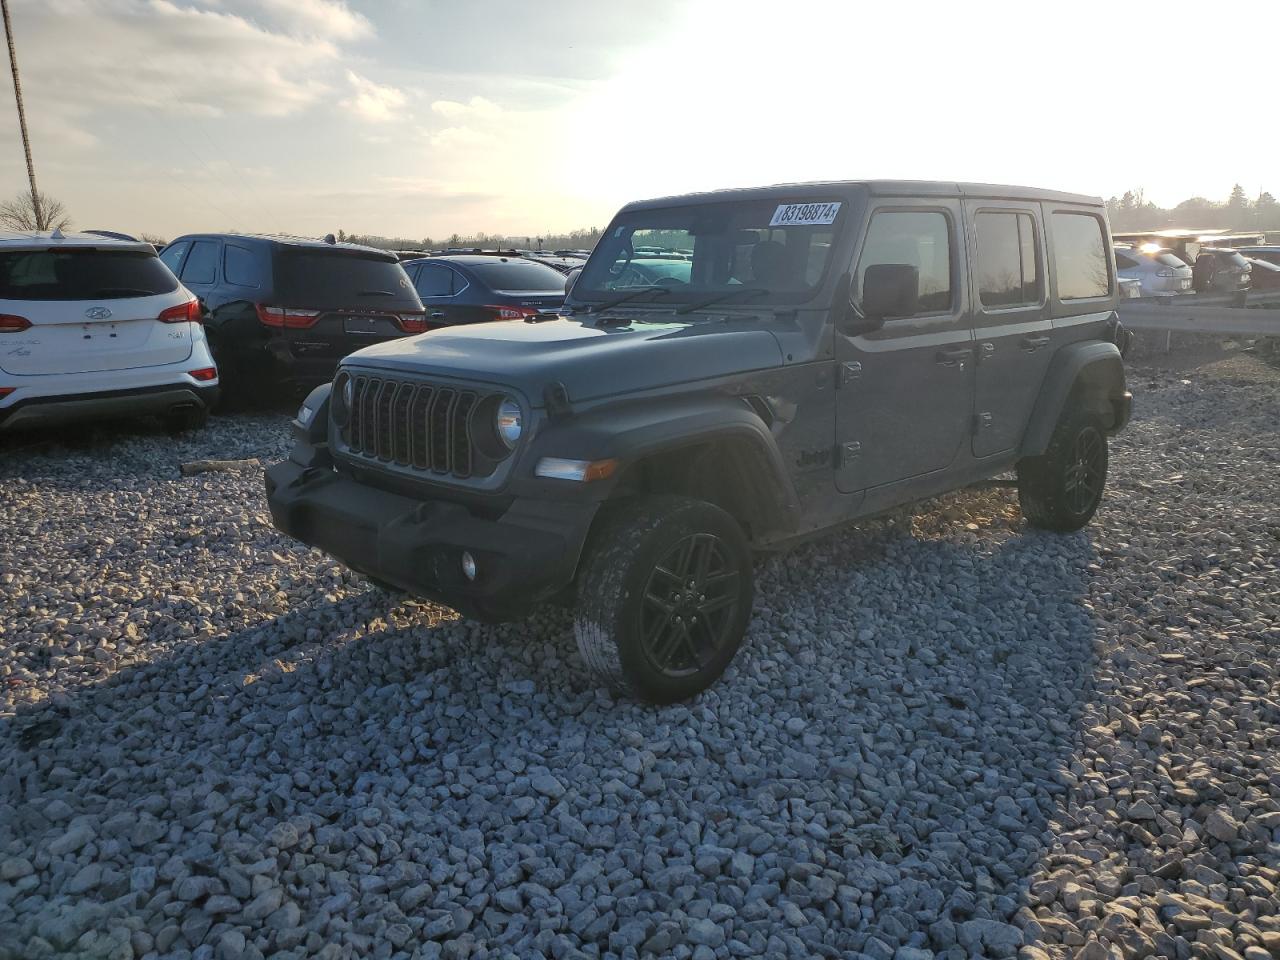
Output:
[375, 380, 396, 461]
[410, 385, 434, 469]
[340, 374, 490, 481]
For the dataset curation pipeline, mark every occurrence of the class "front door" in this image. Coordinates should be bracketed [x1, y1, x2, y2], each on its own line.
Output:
[964, 201, 1053, 458]
[835, 201, 975, 493]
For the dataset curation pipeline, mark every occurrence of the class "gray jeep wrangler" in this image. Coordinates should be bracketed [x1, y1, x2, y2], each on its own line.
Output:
[266, 181, 1132, 703]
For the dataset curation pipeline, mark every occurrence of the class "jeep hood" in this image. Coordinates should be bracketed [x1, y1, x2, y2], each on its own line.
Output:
[342, 314, 784, 405]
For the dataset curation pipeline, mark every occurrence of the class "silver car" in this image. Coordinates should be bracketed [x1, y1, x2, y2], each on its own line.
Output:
[1113, 245, 1193, 296]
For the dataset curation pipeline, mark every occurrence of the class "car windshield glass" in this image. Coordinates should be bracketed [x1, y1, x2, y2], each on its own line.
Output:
[1153, 252, 1186, 268]
[0, 249, 179, 300]
[272, 249, 420, 309]
[574, 198, 844, 307]
[466, 259, 566, 292]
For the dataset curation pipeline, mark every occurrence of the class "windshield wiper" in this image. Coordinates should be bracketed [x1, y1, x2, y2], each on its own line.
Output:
[674, 287, 769, 315]
[586, 285, 671, 313]
[90, 287, 160, 297]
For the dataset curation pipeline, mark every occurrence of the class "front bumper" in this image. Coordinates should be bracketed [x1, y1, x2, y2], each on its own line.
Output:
[0, 382, 219, 432]
[264, 458, 598, 620]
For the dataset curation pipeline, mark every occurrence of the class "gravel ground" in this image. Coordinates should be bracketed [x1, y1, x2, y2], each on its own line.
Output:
[1, 352, 1278, 960]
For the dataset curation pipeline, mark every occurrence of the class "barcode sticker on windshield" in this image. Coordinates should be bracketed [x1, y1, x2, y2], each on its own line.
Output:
[769, 202, 841, 226]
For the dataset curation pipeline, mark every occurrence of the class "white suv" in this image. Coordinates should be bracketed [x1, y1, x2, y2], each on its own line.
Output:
[0, 231, 219, 432]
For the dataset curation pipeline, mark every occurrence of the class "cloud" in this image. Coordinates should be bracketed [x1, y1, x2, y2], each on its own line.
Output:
[5, 0, 357, 122]
[238, 0, 373, 40]
[430, 96, 502, 121]
[340, 71, 408, 123]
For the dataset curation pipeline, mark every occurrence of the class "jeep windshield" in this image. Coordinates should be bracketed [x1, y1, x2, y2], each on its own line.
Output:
[573, 198, 845, 310]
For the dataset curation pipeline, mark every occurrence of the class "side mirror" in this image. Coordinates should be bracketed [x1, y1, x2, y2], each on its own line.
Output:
[861, 263, 919, 322]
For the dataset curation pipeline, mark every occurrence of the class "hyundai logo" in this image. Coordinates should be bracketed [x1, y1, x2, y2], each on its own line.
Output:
[84, 307, 112, 320]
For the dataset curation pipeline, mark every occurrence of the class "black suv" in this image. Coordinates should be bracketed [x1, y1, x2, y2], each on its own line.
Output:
[267, 181, 1132, 703]
[160, 234, 426, 398]
[400, 254, 566, 328]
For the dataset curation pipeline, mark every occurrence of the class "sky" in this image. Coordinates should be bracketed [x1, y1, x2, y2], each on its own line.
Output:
[1, 0, 1278, 241]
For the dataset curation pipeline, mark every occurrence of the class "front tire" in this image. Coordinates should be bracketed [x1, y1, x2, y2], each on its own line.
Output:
[574, 496, 753, 704]
[1017, 408, 1109, 532]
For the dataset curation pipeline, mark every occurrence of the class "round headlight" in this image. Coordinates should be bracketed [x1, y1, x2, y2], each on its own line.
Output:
[332, 373, 352, 427]
[496, 397, 523, 448]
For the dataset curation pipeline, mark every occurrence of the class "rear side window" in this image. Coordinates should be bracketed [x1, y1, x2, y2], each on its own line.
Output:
[975, 211, 1041, 307]
[0, 249, 180, 300]
[272, 249, 419, 309]
[1114, 252, 1139, 269]
[181, 241, 220, 285]
[857, 210, 953, 313]
[415, 263, 455, 297]
[467, 259, 567, 292]
[159, 241, 189, 275]
[1052, 213, 1110, 300]
[1154, 252, 1186, 268]
[224, 245, 260, 288]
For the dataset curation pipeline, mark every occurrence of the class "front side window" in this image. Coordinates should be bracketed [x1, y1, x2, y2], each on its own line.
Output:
[975, 211, 1041, 307]
[856, 210, 953, 314]
[159, 241, 189, 275]
[1052, 212, 1110, 300]
[574, 198, 843, 306]
[1114, 252, 1139, 270]
[181, 240, 220, 285]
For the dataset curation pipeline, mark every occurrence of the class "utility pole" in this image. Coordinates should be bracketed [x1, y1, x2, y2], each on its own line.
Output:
[2, 0, 43, 230]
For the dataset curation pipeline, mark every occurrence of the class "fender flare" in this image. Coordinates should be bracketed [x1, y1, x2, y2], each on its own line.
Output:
[522, 394, 802, 534]
[1020, 341, 1127, 458]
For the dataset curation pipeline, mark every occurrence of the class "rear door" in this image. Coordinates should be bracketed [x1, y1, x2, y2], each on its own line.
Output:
[964, 201, 1052, 458]
[0, 247, 193, 375]
[834, 200, 975, 493]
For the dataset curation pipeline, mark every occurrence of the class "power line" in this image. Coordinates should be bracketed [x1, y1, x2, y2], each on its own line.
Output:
[1, 0, 42, 228]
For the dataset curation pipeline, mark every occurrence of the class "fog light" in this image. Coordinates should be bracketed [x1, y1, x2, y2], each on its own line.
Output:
[461, 551, 477, 581]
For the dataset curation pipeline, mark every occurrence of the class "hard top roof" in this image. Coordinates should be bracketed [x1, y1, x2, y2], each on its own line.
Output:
[170, 232, 396, 257]
[404, 254, 552, 268]
[619, 180, 1102, 212]
[0, 230, 157, 253]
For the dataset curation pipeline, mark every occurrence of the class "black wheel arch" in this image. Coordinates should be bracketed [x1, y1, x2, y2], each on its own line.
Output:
[1020, 340, 1128, 459]
[522, 393, 803, 545]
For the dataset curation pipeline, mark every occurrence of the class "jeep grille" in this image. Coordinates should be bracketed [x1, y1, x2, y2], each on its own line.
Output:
[340, 374, 492, 479]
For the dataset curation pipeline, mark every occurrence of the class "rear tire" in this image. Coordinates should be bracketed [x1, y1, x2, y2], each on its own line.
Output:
[1017, 407, 1109, 532]
[162, 406, 208, 433]
[574, 496, 753, 704]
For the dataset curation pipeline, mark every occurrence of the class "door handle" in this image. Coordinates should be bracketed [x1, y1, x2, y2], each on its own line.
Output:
[1020, 336, 1050, 352]
[429, 312, 446, 320]
[935, 347, 971, 367]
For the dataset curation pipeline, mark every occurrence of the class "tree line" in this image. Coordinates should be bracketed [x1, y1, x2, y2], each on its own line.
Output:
[1107, 184, 1280, 233]
[14, 182, 1276, 248]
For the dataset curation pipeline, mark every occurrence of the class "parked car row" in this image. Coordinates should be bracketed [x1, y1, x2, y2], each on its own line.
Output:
[1, 230, 568, 433]
[1112, 241, 1264, 297]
